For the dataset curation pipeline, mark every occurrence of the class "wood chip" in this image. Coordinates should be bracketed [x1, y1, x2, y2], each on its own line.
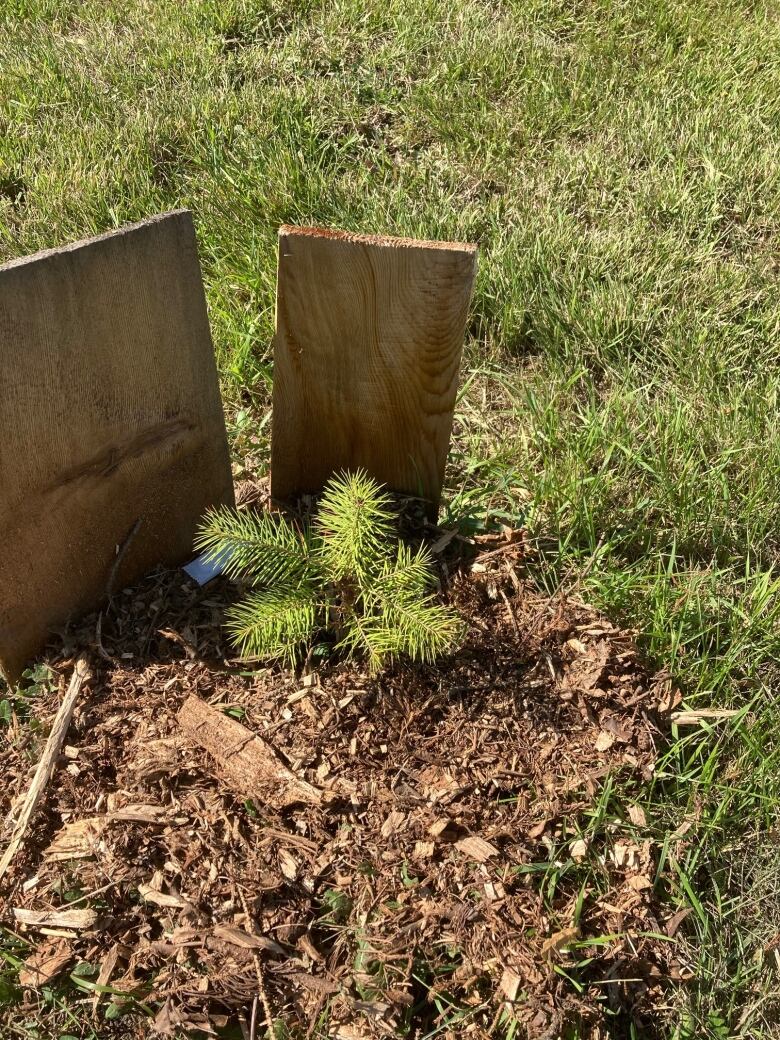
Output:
[595, 731, 615, 752]
[627, 875, 653, 892]
[289, 972, 340, 995]
[212, 925, 286, 957]
[601, 716, 632, 743]
[527, 820, 549, 839]
[541, 927, 579, 958]
[177, 695, 322, 807]
[628, 804, 647, 828]
[611, 842, 639, 869]
[45, 817, 107, 861]
[18, 940, 73, 988]
[138, 884, 192, 910]
[92, 945, 122, 1009]
[108, 803, 170, 823]
[430, 529, 458, 554]
[14, 907, 98, 931]
[412, 841, 435, 860]
[499, 966, 522, 1002]
[484, 881, 505, 902]
[665, 907, 693, 937]
[455, 835, 498, 862]
[297, 934, 323, 963]
[428, 817, 459, 840]
[570, 838, 589, 861]
[566, 638, 588, 654]
[380, 810, 406, 838]
[279, 849, 298, 880]
[287, 688, 311, 705]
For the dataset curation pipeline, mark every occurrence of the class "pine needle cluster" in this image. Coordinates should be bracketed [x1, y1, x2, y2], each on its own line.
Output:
[195, 470, 463, 670]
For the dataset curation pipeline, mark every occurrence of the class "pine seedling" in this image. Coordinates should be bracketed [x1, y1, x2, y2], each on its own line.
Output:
[195, 470, 463, 670]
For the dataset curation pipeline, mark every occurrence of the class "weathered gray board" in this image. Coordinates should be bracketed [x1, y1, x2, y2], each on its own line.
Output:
[0, 211, 234, 681]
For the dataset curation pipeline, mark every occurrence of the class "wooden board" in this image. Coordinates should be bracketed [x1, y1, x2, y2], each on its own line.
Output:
[271, 226, 477, 513]
[0, 211, 234, 681]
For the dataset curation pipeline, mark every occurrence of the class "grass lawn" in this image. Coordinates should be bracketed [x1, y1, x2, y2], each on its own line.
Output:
[2, 0, 780, 1036]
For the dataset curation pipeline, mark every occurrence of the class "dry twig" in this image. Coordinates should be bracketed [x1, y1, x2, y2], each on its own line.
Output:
[0, 655, 91, 880]
[239, 887, 275, 1038]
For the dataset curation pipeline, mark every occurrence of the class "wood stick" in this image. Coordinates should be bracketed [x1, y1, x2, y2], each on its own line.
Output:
[13, 906, 97, 930]
[105, 517, 142, 601]
[0, 656, 91, 881]
[238, 887, 275, 1040]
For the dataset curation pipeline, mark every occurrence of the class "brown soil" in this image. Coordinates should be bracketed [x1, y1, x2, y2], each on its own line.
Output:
[1, 537, 681, 1039]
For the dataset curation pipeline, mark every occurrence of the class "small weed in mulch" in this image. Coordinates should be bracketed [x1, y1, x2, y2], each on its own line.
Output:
[1, 539, 681, 1039]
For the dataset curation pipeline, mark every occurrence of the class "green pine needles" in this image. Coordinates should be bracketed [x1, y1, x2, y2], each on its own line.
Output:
[195, 470, 463, 671]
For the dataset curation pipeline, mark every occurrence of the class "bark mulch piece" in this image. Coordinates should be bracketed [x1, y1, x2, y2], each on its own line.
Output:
[1, 543, 682, 1039]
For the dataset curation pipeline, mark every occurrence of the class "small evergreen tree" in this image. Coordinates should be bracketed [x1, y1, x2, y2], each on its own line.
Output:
[195, 470, 463, 670]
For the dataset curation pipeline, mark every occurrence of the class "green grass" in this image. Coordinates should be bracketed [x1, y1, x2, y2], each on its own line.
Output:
[3, 0, 780, 1036]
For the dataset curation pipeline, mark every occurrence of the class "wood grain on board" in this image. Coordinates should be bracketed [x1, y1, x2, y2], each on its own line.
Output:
[0, 211, 234, 681]
[270, 226, 477, 514]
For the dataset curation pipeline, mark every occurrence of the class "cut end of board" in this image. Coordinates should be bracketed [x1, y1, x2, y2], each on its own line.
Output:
[278, 223, 479, 255]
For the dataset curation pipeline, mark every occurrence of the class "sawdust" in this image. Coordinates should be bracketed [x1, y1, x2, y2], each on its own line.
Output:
[1, 535, 682, 1039]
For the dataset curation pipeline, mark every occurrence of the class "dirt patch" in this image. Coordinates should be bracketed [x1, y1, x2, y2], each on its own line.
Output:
[1, 541, 681, 1038]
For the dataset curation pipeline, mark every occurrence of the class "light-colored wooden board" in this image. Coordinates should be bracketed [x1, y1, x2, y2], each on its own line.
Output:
[0, 211, 234, 681]
[271, 226, 477, 513]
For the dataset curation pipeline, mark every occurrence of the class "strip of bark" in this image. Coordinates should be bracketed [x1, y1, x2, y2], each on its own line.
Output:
[177, 695, 322, 807]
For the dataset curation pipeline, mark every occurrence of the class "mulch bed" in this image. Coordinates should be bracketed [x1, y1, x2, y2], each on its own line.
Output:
[1, 536, 683, 1039]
